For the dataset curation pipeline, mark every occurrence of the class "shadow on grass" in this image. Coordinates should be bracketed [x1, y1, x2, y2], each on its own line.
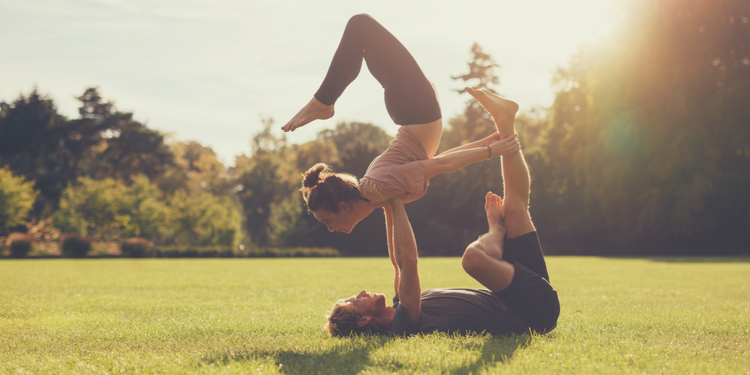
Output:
[270, 336, 394, 375]
[448, 334, 533, 375]
[204, 334, 532, 374]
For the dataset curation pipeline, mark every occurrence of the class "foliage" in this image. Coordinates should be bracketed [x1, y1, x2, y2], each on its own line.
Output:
[0, 258, 748, 373]
[156, 140, 231, 196]
[5, 0, 750, 254]
[408, 43, 506, 254]
[536, 0, 750, 250]
[53, 174, 243, 246]
[168, 190, 243, 247]
[77, 88, 174, 184]
[0, 88, 174, 217]
[120, 238, 153, 258]
[0, 167, 38, 229]
[9, 239, 32, 259]
[0, 89, 69, 214]
[61, 235, 92, 258]
[152, 245, 339, 258]
[119, 175, 169, 240]
[53, 177, 128, 240]
[233, 119, 299, 246]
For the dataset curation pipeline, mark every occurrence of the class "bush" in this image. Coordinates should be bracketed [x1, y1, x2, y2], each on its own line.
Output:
[150, 245, 340, 258]
[10, 239, 32, 259]
[120, 238, 153, 258]
[62, 236, 92, 258]
[154, 245, 234, 258]
[250, 247, 340, 258]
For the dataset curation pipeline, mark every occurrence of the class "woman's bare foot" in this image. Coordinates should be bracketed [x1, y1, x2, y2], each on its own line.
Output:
[465, 86, 519, 137]
[281, 97, 334, 132]
[484, 191, 506, 235]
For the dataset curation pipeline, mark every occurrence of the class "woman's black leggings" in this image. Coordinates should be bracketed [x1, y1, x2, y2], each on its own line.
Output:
[314, 14, 441, 125]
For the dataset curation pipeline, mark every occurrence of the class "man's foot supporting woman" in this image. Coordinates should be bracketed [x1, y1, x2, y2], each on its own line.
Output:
[465, 86, 519, 137]
[282, 97, 334, 132]
[461, 191, 515, 292]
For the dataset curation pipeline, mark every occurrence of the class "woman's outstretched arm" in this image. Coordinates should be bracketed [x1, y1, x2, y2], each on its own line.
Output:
[434, 132, 503, 158]
[421, 135, 520, 181]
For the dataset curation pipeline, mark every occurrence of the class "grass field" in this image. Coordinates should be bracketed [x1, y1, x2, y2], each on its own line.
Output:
[1, 257, 749, 374]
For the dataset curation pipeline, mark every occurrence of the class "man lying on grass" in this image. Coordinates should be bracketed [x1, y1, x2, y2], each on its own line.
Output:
[324, 88, 559, 337]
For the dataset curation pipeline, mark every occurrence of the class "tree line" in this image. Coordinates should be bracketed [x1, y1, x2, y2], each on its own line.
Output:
[2, 0, 748, 255]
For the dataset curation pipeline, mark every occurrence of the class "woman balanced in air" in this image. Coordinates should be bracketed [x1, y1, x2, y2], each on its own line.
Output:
[283, 14, 520, 234]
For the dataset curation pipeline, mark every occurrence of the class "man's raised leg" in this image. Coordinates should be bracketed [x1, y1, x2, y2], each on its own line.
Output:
[466, 86, 550, 281]
[465, 86, 533, 239]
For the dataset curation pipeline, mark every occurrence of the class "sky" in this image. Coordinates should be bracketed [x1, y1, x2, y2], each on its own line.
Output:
[0, 0, 624, 165]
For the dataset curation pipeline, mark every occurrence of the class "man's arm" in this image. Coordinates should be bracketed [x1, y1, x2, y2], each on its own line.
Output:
[389, 197, 421, 322]
[383, 205, 399, 294]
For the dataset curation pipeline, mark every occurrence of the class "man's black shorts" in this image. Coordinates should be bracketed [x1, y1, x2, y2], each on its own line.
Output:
[495, 231, 560, 333]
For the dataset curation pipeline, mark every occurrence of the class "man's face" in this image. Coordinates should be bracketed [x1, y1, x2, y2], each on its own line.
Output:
[344, 290, 387, 317]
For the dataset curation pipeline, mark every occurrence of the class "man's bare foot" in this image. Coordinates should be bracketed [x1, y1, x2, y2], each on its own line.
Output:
[281, 97, 334, 132]
[465, 86, 519, 137]
[484, 191, 506, 235]
[468, 191, 507, 262]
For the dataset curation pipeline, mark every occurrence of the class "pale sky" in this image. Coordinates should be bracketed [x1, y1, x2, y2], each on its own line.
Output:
[0, 0, 624, 164]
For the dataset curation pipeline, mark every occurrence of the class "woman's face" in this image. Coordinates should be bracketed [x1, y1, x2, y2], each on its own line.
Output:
[313, 203, 359, 233]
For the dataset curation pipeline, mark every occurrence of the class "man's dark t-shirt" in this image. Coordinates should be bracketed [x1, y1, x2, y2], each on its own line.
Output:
[389, 289, 528, 336]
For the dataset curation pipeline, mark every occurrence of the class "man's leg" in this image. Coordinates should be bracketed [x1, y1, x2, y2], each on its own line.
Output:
[465, 86, 550, 281]
[461, 192, 515, 292]
[465, 86, 533, 239]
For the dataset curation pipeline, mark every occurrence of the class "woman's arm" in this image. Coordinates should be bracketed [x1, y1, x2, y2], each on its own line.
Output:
[421, 135, 520, 181]
[434, 132, 502, 158]
[383, 205, 399, 295]
[389, 197, 422, 323]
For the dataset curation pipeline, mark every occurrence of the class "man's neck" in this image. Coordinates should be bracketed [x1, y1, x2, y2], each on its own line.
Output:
[374, 306, 396, 332]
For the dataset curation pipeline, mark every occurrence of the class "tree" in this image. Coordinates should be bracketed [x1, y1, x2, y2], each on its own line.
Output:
[408, 43, 507, 254]
[233, 119, 298, 246]
[0, 88, 71, 214]
[0, 167, 38, 231]
[546, 0, 750, 253]
[156, 140, 230, 196]
[0, 87, 177, 218]
[316, 121, 392, 177]
[53, 177, 128, 240]
[120, 175, 169, 241]
[168, 190, 243, 246]
[75, 88, 174, 184]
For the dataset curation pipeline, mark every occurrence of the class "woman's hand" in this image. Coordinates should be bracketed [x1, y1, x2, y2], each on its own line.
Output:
[482, 132, 503, 146]
[488, 134, 520, 157]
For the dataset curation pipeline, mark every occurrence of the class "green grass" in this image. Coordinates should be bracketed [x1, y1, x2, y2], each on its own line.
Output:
[1, 257, 748, 374]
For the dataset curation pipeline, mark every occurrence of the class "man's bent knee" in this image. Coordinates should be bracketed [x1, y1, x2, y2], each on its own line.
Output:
[461, 242, 485, 275]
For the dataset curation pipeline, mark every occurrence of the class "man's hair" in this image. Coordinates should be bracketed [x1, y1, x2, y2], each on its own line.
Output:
[324, 299, 370, 337]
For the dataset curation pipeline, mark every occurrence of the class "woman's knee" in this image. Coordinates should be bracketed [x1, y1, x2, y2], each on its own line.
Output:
[348, 13, 375, 28]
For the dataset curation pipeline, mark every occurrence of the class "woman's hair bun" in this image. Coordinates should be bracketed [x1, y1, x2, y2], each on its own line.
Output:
[303, 163, 329, 188]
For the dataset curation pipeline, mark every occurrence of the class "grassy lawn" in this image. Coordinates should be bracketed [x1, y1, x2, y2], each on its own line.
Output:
[1, 257, 748, 374]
